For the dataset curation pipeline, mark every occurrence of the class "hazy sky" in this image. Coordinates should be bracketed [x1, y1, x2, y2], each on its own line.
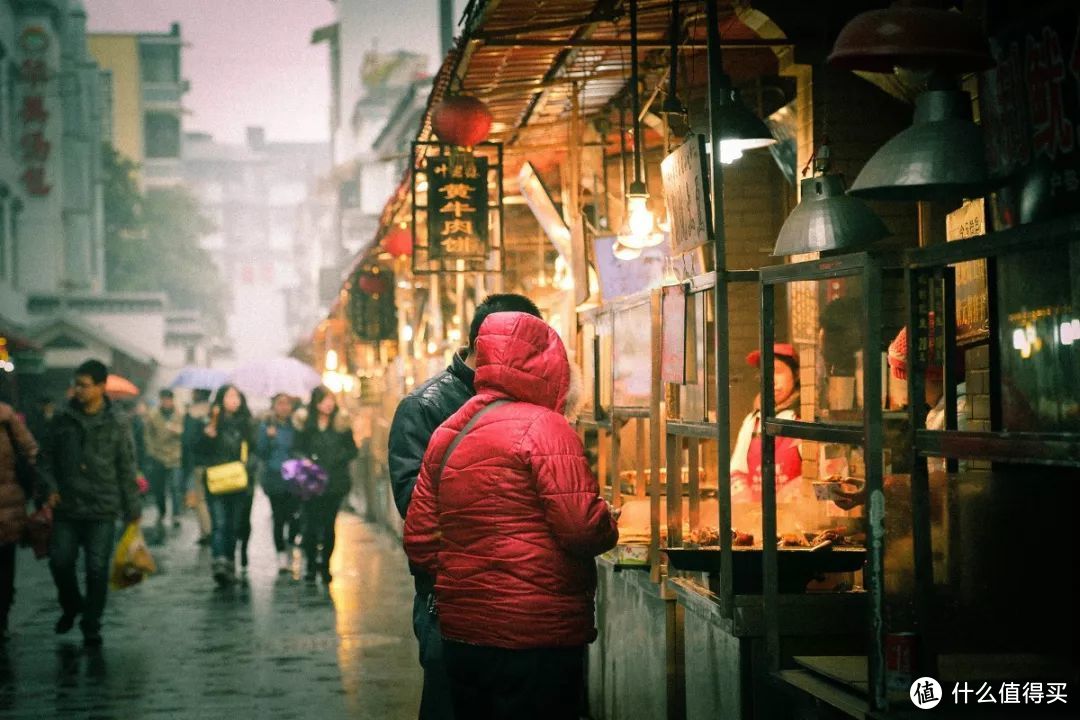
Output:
[84, 0, 463, 145]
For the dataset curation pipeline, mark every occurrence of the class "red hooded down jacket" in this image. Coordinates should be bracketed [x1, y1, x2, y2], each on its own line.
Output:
[404, 312, 619, 650]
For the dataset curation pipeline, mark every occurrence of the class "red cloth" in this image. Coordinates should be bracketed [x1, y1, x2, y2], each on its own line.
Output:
[404, 312, 618, 649]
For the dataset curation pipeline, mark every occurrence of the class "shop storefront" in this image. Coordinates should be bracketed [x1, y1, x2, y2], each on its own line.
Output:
[304, 2, 1079, 718]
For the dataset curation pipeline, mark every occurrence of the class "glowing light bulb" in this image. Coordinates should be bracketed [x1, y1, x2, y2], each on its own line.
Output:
[720, 143, 743, 164]
[402, 325, 415, 342]
[627, 194, 655, 238]
[325, 349, 339, 371]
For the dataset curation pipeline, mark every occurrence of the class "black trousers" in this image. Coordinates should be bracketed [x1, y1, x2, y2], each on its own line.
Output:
[0, 543, 15, 629]
[302, 492, 344, 568]
[442, 640, 585, 720]
[267, 492, 300, 553]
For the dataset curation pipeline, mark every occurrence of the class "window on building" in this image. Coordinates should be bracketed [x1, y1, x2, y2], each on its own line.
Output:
[139, 43, 180, 84]
[144, 112, 180, 158]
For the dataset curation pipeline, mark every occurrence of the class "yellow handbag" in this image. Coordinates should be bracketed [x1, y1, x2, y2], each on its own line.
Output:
[206, 441, 249, 495]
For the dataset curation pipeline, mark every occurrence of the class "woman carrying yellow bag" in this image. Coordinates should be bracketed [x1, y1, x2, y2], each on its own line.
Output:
[198, 385, 256, 587]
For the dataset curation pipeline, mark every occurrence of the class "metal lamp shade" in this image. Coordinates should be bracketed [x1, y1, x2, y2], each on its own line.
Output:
[774, 175, 889, 256]
[718, 91, 777, 152]
[828, 5, 992, 74]
[849, 88, 992, 203]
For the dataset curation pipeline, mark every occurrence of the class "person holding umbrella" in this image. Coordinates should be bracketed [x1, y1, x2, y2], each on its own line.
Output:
[293, 386, 356, 584]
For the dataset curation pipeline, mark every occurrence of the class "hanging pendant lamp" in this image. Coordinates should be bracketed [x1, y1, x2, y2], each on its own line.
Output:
[617, 0, 664, 251]
[612, 239, 643, 261]
[829, 4, 992, 75]
[714, 85, 777, 164]
[774, 172, 889, 256]
[848, 85, 995, 202]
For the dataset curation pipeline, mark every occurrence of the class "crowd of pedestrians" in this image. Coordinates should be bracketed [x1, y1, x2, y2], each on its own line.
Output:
[0, 358, 366, 646]
[0, 292, 619, 720]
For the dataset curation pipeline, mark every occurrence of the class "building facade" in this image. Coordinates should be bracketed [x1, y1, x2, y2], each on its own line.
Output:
[183, 127, 330, 366]
[88, 22, 187, 188]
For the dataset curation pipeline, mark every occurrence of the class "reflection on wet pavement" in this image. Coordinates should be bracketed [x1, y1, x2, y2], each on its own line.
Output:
[0, 493, 421, 719]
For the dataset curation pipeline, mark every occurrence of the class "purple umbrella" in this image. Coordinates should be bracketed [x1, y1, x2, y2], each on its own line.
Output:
[228, 357, 322, 400]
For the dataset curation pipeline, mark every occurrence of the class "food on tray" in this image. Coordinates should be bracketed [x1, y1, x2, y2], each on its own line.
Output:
[733, 530, 755, 546]
[685, 526, 755, 547]
[688, 526, 720, 546]
[779, 532, 811, 547]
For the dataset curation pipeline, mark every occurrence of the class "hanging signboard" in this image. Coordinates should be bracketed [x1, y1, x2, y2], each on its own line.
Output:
[412, 142, 504, 274]
[19, 26, 52, 197]
[661, 134, 712, 256]
[980, 8, 1080, 229]
[661, 284, 688, 384]
[945, 198, 991, 345]
[427, 156, 488, 259]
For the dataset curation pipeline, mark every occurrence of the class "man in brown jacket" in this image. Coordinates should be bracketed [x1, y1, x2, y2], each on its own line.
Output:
[0, 400, 40, 640]
[145, 388, 184, 528]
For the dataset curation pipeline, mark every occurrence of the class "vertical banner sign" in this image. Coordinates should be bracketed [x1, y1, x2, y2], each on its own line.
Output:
[19, 27, 52, 196]
[945, 199, 990, 345]
[660, 134, 712, 255]
[661, 284, 688, 384]
[427, 156, 489, 261]
[980, 9, 1080, 228]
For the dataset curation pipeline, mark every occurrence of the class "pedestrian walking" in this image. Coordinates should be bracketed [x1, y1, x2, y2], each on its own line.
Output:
[255, 393, 300, 573]
[294, 386, 355, 584]
[199, 384, 256, 586]
[145, 389, 185, 529]
[404, 312, 619, 720]
[388, 293, 542, 720]
[130, 399, 149, 477]
[182, 388, 213, 545]
[37, 359, 142, 647]
[0, 401, 41, 642]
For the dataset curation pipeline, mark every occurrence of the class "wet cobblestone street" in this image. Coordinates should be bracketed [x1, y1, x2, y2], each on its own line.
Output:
[0, 493, 421, 719]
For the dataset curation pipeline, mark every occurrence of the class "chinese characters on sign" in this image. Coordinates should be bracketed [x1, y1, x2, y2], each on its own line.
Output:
[945, 199, 990, 345]
[18, 26, 52, 196]
[660, 134, 712, 256]
[981, 10, 1080, 227]
[426, 156, 489, 261]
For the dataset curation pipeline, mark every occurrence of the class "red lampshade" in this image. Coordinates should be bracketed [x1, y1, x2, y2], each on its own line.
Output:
[431, 95, 493, 147]
[829, 4, 992, 74]
[383, 228, 414, 257]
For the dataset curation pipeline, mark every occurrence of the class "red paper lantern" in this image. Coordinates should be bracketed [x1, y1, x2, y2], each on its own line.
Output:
[356, 272, 388, 296]
[431, 95, 493, 147]
[384, 228, 414, 257]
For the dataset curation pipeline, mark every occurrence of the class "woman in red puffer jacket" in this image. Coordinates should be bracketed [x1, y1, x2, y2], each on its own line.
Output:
[404, 311, 618, 719]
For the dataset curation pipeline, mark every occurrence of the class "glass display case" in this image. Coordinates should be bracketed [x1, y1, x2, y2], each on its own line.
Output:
[897, 215, 1080, 711]
[757, 252, 904, 711]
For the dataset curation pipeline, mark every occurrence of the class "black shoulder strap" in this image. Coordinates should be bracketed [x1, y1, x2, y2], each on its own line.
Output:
[435, 400, 510, 485]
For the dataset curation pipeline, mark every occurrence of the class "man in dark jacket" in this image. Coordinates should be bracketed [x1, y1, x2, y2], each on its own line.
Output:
[388, 293, 541, 720]
[37, 359, 141, 647]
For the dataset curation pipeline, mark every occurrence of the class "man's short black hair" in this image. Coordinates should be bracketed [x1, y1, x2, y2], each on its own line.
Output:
[192, 388, 212, 403]
[469, 294, 542, 349]
[74, 359, 108, 385]
[159, 388, 175, 399]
